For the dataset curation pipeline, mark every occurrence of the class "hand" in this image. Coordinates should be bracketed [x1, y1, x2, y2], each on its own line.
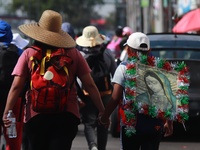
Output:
[164, 120, 173, 137]
[97, 115, 110, 129]
[2, 113, 11, 128]
[78, 100, 86, 109]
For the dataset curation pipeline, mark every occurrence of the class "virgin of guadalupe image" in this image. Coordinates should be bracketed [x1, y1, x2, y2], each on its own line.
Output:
[136, 70, 176, 113]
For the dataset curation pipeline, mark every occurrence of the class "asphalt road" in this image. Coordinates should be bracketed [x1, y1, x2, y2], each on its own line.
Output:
[72, 124, 200, 150]
[72, 124, 121, 150]
[1, 124, 199, 150]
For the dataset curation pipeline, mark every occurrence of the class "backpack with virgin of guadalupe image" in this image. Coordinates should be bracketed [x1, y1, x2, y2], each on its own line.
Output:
[29, 46, 73, 113]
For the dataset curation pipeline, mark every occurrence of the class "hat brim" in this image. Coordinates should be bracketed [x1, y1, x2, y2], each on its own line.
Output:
[124, 42, 149, 51]
[76, 34, 106, 47]
[18, 23, 75, 48]
[123, 43, 127, 46]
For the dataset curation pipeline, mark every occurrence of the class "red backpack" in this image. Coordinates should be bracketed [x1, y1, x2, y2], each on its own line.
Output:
[29, 46, 73, 113]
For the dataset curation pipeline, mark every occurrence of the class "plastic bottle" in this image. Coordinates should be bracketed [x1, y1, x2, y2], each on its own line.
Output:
[6, 110, 17, 138]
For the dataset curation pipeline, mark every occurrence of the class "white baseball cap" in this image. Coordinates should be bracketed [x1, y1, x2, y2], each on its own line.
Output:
[124, 32, 150, 51]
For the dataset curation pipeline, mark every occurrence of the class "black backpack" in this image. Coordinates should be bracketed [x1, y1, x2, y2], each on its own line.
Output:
[82, 47, 112, 97]
[0, 43, 19, 121]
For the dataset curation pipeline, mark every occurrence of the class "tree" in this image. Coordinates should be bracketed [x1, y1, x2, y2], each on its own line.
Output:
[10, 0, 104, 29]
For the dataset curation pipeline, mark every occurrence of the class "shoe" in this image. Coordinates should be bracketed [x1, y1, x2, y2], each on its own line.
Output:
[91, 146, 98, 150]
[90, 143, 98, 150]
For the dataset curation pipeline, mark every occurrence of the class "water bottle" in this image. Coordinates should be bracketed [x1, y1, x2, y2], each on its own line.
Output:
[6, 110, 17, 138]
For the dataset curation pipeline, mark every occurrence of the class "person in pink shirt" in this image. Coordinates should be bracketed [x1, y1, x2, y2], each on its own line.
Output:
[2, 10, 105, 150]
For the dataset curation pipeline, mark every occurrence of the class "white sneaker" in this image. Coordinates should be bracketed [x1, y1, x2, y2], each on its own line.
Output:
[91, 146, 98, 150]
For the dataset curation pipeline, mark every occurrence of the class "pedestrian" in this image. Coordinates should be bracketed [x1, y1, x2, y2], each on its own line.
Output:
[2, 10, 105, 150]
[12, 32, 30, 150]
[119, 26, 133, 50]
[99, 32, 173, 150]
[119, 26, 133, 63]
[61, 22, 76, 40]
[0, 20, 28, 150]
[76, 26, 117, 150]
[11, 33, 30, 150]
[106, 26, 123, 59]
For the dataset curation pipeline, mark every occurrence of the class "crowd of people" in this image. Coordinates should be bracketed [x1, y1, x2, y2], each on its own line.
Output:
[0, 9, 174, 150]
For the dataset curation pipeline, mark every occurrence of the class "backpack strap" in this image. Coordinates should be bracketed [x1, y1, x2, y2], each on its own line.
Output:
[30, 48, 70, 89]
[40, 49, 51, 75]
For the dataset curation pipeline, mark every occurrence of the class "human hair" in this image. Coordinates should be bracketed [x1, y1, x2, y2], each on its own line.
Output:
[115, 26, 123, 37]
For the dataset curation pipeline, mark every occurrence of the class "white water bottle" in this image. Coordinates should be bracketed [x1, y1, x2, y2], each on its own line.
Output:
[7, 110, 17, 138]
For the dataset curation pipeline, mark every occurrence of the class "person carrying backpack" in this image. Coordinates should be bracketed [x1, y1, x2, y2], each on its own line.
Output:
[76, 26, 117, 150]
[0, 20, 27, 150]
[2, 10, 105, 150]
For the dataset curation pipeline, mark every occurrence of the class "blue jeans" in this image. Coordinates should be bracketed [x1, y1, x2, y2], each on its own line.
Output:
[80, 94, 111, 150]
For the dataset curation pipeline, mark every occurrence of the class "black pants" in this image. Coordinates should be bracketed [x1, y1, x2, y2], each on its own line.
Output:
[121, 114, 164, 150]
[24, 112, 80, 150]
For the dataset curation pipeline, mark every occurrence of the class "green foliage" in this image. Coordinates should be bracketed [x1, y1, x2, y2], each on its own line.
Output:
[11, 0, 104, 29]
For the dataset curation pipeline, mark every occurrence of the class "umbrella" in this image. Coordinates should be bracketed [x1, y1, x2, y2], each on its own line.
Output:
[172, 8, 200, 33]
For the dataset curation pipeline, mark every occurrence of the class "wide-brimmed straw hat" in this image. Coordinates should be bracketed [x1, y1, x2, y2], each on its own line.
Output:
[76, 26, 106, 47]
[18, 10, 75, 48]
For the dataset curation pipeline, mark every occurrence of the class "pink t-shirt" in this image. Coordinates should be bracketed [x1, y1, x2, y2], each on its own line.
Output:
[12, 47, 91, 122]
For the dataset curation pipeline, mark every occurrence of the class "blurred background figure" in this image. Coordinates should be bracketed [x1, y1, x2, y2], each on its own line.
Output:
[120, 26, 133, 49]
[106, 26, 123, 59]
[62, 22, 76, 40]
[76, 25, 117, 150]
[0, 20, 25, 150]
[11, 33, 30, 150]
[119, 26, 133, 64]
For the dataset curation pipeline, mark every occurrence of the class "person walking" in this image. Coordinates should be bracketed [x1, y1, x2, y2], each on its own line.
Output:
[99, 32, 173, 150]
[106, 26, 123, 60]
[118, 26, 133, 63]
[11, 33, 30, 150]
[76, 26, 117, 150]
[0, 20, 28, 150]
[61, 22, 76, 40]
[2, 10, 105, 150]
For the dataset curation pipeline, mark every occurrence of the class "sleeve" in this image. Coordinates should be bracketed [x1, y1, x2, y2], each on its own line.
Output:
[12, 49, 29, 78]
[112, 63, 126, 87]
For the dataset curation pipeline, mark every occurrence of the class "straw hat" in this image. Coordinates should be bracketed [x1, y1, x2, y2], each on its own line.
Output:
[18, 10, 75, 48]
[76, 26, 106, 47]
